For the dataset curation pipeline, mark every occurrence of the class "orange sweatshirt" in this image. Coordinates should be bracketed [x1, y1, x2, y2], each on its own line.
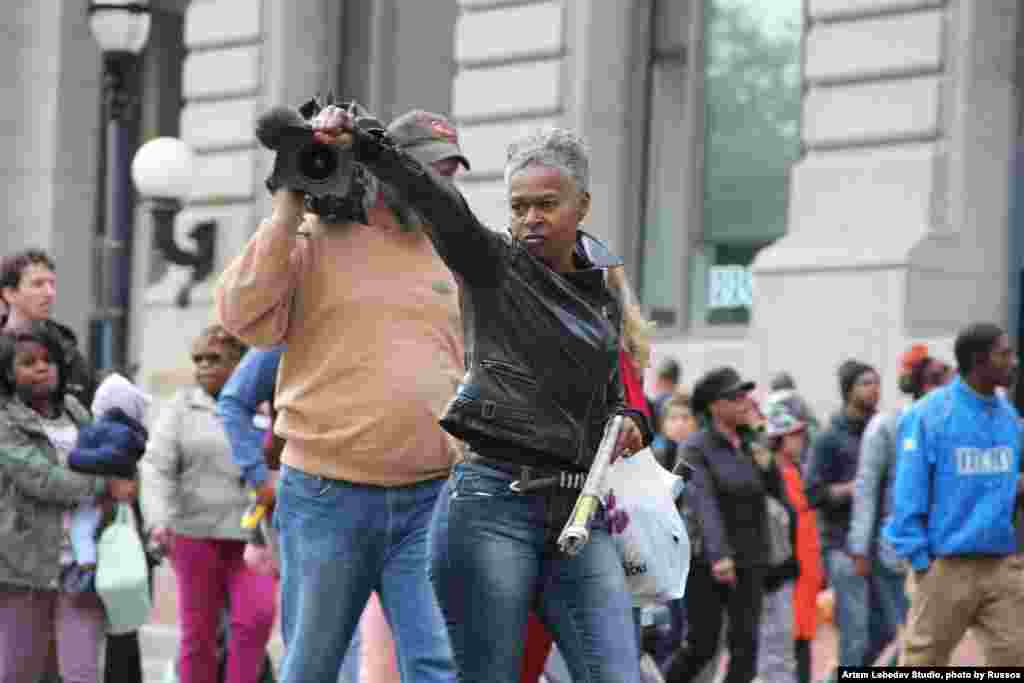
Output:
[780, 457, 824, 641]
[215, 192, 464, 486]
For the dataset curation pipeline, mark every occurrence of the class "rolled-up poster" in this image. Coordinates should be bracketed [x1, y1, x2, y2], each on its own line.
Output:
[557, 415, 623, 556]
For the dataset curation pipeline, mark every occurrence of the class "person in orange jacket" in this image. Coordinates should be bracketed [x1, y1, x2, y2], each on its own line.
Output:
[762, 403, 824, 683]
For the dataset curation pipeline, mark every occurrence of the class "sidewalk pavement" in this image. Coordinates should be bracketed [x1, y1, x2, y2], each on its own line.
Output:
[808, 624, 982, 681]
[141, 564, 284, 682]
[141, 564, 985, 683]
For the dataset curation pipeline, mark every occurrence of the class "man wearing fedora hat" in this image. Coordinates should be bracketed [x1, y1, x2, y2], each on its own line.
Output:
[667, 366, 784, 683]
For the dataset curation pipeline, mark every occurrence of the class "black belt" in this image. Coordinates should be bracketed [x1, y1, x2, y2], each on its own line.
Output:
[465, 453, 588, 493]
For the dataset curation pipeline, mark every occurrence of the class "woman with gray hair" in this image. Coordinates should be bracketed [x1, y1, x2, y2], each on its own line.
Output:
[311, 110, 652, 682]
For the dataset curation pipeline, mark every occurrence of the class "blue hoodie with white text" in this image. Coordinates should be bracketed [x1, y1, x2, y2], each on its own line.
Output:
[883, 377, 1021, 571]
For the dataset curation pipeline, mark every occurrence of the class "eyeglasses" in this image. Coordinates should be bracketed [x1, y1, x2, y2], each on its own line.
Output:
[192, 353, 225, 366]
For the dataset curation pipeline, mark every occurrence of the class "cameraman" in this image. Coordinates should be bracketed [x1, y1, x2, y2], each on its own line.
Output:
[215, 107, 469, 683]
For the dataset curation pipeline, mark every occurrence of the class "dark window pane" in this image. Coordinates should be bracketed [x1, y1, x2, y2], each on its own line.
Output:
[639, 55, 688, 323]
[701, 0, 801, 325]
[703, 1, 801, 246]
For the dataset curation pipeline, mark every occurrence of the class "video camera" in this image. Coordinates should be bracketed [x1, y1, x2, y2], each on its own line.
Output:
[255, 95, 384, 222]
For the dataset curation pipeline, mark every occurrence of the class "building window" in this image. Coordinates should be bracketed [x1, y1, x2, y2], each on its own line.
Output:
[699, 0, 802, 325]
[637, 0, 801, 329]
[638, 0, 690, 330]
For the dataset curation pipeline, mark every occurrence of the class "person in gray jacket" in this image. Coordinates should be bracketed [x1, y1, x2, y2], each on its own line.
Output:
[847, 346, 951, 663]
[140, 325, 277, 683]
[0, 322, 138, 683]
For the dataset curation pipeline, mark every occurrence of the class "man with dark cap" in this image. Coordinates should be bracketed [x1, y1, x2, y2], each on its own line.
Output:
[216, 106, 470, 683]
[217, 109, 471, 683]
[804, 359, 883, 671]
[386, 109, 471, 178]
[667, 367, 787, 683]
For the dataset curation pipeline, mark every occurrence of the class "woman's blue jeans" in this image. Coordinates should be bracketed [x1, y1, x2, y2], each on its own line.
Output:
[428, 460, 641, 683]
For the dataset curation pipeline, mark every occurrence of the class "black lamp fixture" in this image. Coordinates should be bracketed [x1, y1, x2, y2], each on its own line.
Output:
[88, 2, 152, 117]
[132, 137, 216, 308]
[88, 0, 152, 372]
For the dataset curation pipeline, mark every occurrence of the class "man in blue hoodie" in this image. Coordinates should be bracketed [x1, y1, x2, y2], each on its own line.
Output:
[885, 322, 1024, 666]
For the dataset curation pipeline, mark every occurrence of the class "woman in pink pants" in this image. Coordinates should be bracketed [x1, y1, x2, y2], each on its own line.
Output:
[141, 325, 277, 683]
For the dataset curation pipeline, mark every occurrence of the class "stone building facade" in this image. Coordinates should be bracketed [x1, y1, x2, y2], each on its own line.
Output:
[4, 0, 1022, 416]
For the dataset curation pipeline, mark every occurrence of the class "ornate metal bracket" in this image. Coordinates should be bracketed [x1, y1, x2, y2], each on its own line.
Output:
[149, 198, 216, 308]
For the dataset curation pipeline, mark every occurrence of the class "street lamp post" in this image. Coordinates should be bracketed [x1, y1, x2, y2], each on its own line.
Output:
[88, 0, 151, 372]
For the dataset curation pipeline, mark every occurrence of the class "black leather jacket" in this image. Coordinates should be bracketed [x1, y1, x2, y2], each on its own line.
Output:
[355, 133, 648, 472]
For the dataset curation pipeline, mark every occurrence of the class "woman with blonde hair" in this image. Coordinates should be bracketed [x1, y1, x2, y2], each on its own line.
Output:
[609, 265, 655, 411]
[313, 111, 653, 681]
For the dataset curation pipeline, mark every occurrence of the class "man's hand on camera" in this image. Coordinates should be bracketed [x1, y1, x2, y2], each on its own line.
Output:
[270, 188, 305, 216]
[311, 105, 355, 148]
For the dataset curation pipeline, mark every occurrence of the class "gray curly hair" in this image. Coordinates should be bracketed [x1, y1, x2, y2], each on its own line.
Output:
[504, 128, 590, 195]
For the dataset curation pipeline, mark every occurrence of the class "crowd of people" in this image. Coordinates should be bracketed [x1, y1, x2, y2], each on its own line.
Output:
[1, 90, 1023, 683]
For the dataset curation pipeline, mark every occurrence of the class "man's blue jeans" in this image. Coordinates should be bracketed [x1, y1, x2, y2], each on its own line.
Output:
[275, 465, 455, 683]
[429, 460, 641, 683]
[874, 540, 910, 638]
[826, 549, 897, 666]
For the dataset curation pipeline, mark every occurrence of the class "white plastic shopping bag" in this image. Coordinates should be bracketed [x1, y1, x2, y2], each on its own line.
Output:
[95, 503, 152, 635]
[599, 447, 690, 607]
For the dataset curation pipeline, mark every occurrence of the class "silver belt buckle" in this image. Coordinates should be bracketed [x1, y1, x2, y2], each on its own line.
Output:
[510, 465, 533, 493]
